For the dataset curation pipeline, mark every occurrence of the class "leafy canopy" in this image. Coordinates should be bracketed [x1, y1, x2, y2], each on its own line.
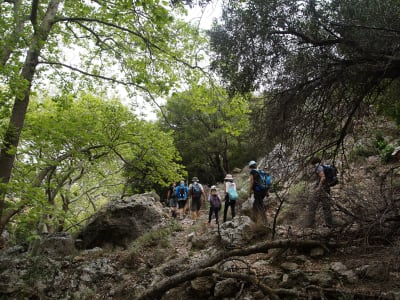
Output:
[209, 0, 400, 156]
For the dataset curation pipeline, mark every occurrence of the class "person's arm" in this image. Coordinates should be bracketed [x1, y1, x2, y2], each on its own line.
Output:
[224, 182, 227, 195]
[167, 189, 171, 200]
[202, 186, 206, 202]
[249, 174, 254, 198]
[317, 168, 326, 189]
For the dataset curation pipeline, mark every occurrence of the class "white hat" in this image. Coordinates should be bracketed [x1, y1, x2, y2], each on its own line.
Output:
[224, 174, 233, 180]
[248, 160, 257, 167]
[210, 185, 217, 190]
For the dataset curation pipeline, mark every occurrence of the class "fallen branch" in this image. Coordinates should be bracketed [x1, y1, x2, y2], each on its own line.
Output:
[136, 239, 342, 299]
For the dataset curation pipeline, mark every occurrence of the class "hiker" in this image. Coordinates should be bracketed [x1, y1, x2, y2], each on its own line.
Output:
[305, 157, 334, 228]
[167, 181, 177, 218]
[248, 160, 268, 225]
[208, 185, 221, 225]
[188, 176, 206, 221]
[223, 174, 238, 222]
[175, 180, 188, 219]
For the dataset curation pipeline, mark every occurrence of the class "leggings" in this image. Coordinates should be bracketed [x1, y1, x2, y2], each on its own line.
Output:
[208, 206, 220, 223]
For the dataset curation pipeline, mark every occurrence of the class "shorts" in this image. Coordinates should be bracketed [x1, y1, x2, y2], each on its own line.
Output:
[177, 199, 186, 209]
[169, 197, 177, 207]
[191, 197, 201, 212]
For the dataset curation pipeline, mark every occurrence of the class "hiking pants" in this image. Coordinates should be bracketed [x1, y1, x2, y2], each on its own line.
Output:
[208, 206, 220, 224]
[306, 188, 333, 227]
[223, 195, 236, 222]
[253, 192, 267, 225]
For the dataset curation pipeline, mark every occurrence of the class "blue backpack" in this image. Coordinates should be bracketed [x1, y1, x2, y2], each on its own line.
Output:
[176, 185, 187, 199]
[253, 169, 271, 193]
[191, 182, 202, 199]
[227, 183, 238, 201]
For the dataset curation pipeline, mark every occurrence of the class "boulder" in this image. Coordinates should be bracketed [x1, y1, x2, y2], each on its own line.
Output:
[219, 216, 255, 247]
[76, 193, 163, 249]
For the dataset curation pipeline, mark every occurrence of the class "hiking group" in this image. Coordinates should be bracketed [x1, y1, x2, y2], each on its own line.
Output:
[166, 157, 339, 229]
[167, 177, 206, 221]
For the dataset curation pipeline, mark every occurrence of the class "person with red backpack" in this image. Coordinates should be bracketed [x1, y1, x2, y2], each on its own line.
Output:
[188, 176, 206, 221]
[208, 185, 221, 225]
[248, 160, 268, 225]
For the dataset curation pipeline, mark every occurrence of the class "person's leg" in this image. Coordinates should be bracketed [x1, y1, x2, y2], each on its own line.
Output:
[208, 206, 213, 223]
[215, 207, 220, 224]
[196, 198, 201, 219]
[321, 191, 333, 227]
[231, 201, 236, 219]
[253, 194, 267, 225]
[305, 192, 319, 227]
[191, 198, 199, 220]
[178, 202, 183, 219]
[223, 200, 229, 222]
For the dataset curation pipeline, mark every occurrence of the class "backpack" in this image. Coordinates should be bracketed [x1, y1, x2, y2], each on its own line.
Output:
[322, 164, 339, 187]
[176, 186, 187, 199]
[227, 182, 238, 201]
[253, 169, 271, 193]
[191, 183, 202, 199]
[209, 194, 221, 208]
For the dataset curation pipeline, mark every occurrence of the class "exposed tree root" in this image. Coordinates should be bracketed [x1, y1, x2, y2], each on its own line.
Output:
[136, 238, 342, 300]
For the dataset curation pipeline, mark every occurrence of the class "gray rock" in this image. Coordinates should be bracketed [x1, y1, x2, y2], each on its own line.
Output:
[281, 262, 299, 272]
[356, 264, 390, 281]
[76, 194, 163, 249]
[29, 232, 76, 258]
[190, 235, 209, 250]
[214, 278, 239, 297]
[190, 276, 214, 296]
[220, 216, 255, 247]
[310, 246, 325, 257]
[307, 271, 334, 287]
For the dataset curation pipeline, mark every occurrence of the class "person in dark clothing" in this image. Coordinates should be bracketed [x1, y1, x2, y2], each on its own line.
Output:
[167, 181, 177, 218]
[305, 157, 334, 228]
[208, 186, 221, 225]
[248, 160, 267, 225]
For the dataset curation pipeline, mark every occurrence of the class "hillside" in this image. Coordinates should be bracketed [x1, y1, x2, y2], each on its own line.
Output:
[1, 148, 400, 299]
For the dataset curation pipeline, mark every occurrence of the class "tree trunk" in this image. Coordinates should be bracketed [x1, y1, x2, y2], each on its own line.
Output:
[0, 0, 62, 234]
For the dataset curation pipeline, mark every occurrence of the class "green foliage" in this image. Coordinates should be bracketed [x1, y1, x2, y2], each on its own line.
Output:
[374, 132, 395, 162]
[0, 0, 208, 237]
[209, 0, 400, 155]
[159, 83, 251, 182]
[4, 93, 184, 241]
[375, 80, 400, 125]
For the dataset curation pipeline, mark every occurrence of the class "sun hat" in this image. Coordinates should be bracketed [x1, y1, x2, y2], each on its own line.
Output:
[210, 185, 217, 190]
[248, 160, 257, 167]
[224, 174, 233, 180]
[192, 176, 199, 182]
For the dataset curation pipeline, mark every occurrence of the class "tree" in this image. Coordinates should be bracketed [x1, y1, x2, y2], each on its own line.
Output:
[0, 0, 206, 232]
[7, 93, 185, 238]
[209, 0, 400, 156]
[159, 83, 251, 183]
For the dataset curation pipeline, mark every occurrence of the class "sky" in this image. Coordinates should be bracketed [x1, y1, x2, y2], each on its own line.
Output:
[135, 0, 222, 120]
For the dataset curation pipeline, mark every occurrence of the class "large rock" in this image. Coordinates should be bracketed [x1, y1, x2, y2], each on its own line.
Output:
[219, 216, 255, 247]
[76, 193, 163, 249]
